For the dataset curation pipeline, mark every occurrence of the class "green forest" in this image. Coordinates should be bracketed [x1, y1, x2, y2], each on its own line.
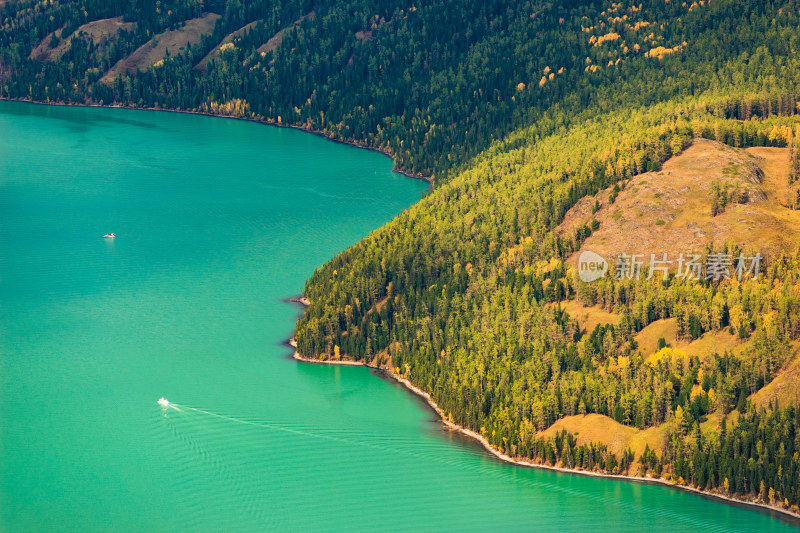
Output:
[4, 0, 800, 513]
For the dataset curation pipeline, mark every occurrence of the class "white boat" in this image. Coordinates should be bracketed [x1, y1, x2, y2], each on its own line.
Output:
[103, 233, 116, 239]
[157, 397, 170, 407]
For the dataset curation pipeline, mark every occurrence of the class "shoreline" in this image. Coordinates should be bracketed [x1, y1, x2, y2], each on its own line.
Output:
[5, 95, 796, 523]
[289, 341, 800, 524]
[0, 97, 433, 184]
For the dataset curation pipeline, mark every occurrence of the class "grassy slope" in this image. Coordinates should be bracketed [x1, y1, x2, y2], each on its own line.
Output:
[101, 13, 221, 83]
[30, 17, 135, 62]
[540, 413, 667, 461]
[560, 138, 800, 264]
[559, 300, 621, 335]
[751, 343, 800, 408]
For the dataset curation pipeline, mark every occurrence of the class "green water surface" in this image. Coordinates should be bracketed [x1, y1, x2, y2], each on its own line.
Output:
[0, 101, 796, 532]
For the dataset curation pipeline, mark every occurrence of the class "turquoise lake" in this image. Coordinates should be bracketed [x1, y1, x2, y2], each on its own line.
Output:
[0, 100, 797, 531]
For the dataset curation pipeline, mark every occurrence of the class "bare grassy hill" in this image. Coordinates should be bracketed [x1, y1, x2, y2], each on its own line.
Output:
[540, 413, 667, 461]
[560, 138, 800, 265]
[101, 13, 220, 84]
[30, 17, 135, 62]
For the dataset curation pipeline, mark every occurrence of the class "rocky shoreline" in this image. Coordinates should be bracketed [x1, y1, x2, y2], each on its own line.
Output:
[289, 325, 800, 525]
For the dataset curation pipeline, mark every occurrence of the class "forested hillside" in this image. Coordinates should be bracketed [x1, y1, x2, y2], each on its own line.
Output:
[4, 0, 800, 515]
[7, 0, 797, 176]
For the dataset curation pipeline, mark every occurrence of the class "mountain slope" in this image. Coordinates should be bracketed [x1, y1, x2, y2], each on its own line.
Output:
[558, 138, 800, 263]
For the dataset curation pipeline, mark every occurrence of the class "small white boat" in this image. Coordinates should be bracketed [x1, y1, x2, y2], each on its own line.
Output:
[157, 397, 170, 407]
[103, 233, 116, 239]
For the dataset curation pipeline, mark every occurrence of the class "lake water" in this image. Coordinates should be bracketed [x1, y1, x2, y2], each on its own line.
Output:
[0, 100, 796, 531]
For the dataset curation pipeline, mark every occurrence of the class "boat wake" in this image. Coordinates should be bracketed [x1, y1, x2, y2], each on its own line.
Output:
[152, 398, 720, 530]
[156, 398, 445, 457]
